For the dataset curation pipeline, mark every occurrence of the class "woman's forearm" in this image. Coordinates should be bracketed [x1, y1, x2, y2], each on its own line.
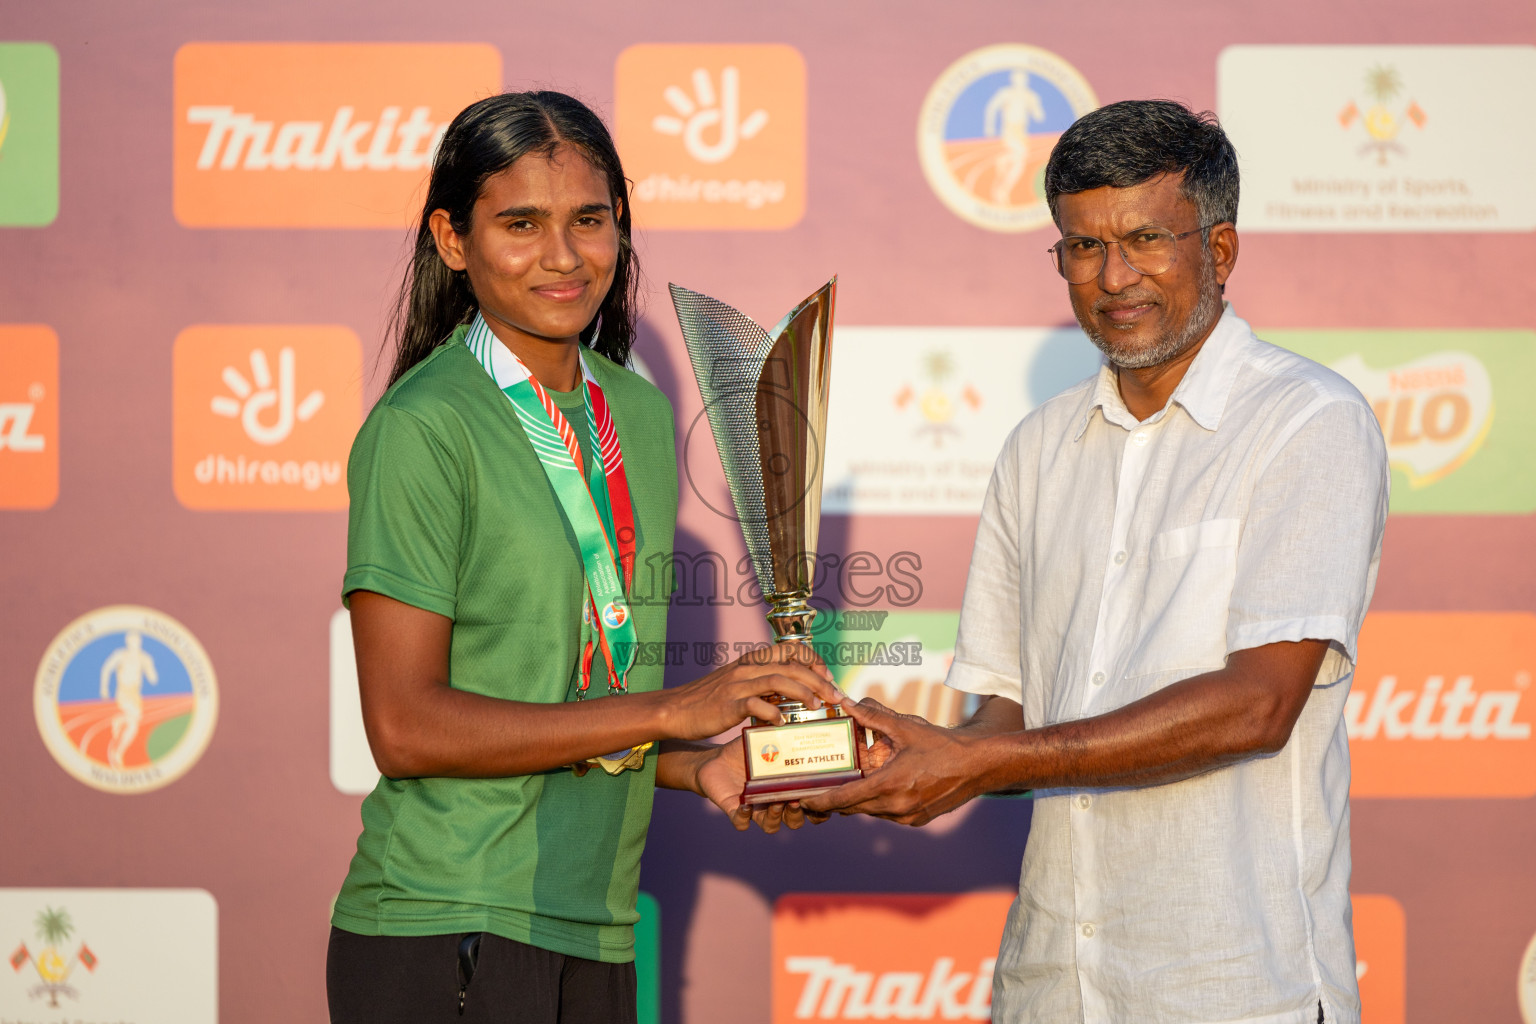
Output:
[350, 591, 841, 780]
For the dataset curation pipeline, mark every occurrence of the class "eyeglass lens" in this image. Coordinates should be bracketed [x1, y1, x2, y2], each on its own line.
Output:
[1053, 230, 1180, 284]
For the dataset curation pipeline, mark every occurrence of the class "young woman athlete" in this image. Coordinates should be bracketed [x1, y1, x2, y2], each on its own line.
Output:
[326, 91, 839, 1024]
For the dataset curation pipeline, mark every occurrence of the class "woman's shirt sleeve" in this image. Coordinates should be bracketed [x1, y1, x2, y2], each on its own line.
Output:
[342, 402, 463, 619]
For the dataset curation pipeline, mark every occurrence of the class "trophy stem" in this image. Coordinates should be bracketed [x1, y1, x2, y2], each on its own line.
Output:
[766, 592, 816, 644]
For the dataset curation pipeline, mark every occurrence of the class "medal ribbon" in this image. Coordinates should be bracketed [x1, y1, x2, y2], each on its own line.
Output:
[465, 315, 638, 696]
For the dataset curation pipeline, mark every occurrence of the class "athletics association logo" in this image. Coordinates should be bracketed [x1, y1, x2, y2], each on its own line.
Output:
[616, 44, 806, 229]
[917, 44, 1097, 233]
[600, 601, 630, 630]
[33, 606, 218, 794]
[760, 743, 780, 764]
[8, 905, 96, 1009]
[173, 324, 360, 509]
[0, 325, 58, 509]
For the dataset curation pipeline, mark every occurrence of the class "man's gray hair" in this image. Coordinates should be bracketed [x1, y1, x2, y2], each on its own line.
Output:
[1044, 100, 1239, 230]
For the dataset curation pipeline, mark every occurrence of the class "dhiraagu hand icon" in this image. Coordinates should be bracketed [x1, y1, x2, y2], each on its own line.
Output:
[651, 66, 768, 164]
[210, 346, 325, 445]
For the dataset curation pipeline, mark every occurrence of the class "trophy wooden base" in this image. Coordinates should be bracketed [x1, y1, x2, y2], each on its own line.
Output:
[739, 703, 867, 806]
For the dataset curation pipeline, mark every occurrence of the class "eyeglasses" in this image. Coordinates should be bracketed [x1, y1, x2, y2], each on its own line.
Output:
[1047, 224, 1218, 285]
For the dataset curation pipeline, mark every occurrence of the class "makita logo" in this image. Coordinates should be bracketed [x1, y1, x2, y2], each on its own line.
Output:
[0, 402, 46, 451]
[186, 106, 446, 171]
[1345, 675, 1531, 740]
[783, 956, 993, 1020]
[173, 43, 500, 227]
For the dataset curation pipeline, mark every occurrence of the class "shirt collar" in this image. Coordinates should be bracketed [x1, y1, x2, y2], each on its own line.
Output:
[465, 312, 597, 393]
[1073, 303, 1253, 440]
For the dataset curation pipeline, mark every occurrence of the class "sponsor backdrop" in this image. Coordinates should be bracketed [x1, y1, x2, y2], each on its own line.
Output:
[0, 2, 1532, 1022]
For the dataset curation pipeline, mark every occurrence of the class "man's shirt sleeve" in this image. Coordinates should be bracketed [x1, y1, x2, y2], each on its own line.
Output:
[1226, 396, 1389, 675]
[342, 403, 463, 619]
[946, 424, 1026, 703]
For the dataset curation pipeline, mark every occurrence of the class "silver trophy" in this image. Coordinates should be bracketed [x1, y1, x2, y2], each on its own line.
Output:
[670, 277, 859, 804]
[669, 277, 837, 643]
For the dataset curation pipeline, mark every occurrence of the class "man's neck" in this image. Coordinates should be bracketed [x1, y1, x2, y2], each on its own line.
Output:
[1114, 312, 1226, 421]
[1115, 338, 1205, 421]
[481, 306, 582, 392]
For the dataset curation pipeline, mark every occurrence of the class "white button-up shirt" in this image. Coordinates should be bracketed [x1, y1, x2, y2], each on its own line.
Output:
[946, 307, 1388, 1024]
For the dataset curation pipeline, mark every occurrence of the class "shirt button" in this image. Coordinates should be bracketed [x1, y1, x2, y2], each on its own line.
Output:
[1091, 671, 1106, 685]
[1077, 795, 1091, 809]
[1132, 430, 1149, 446]
[1081, 923, 1095, 938]
[1113, 550, 1127, 565]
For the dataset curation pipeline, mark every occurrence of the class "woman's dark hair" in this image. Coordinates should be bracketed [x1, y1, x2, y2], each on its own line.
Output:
[386, 91, 638, 386]
[1044, 99, 1239, 231]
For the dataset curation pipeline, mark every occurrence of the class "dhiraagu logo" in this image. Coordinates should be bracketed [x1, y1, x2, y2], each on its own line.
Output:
[0, 43, 60, 226]
[173, 324, 361, 510]
[1267, 330, 1536, 513]
[616, 44, 806, 229]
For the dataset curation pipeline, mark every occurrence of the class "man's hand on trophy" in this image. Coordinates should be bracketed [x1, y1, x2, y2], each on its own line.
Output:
[694, 734, 830, 833]
[801, 698, 982, 827]
[660, 642, 842, 742]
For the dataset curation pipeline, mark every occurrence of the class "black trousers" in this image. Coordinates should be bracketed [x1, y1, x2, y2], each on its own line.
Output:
[327, 927, 637, 1024]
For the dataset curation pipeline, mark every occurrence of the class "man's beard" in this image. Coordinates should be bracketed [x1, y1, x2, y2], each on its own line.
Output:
[1079, 253, 1223, 371]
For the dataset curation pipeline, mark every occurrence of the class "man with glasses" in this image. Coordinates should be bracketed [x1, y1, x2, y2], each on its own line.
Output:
[805, 100, 1387, 1024]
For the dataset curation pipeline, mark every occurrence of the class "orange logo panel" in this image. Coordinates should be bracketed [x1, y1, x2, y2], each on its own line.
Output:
[174, 43, 502, 228]
[173, 325, 361, 509]
[0, 325, 59, 509]
[1347, 613, 1535, 797]
[616, 44, 805, 230]
[1351, 894, 1405, 1024]
[772, 892, 1011, 1022]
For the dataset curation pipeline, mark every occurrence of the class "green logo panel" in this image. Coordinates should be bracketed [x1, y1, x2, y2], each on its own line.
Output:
[0, 42, 60, 226]
[1266, 330, 1536, 514]
[816, 610, 971, 724]
[635, 891, 660, 1024]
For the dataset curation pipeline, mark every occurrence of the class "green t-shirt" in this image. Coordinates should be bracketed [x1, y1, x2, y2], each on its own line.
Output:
[332, 328, 678, 963]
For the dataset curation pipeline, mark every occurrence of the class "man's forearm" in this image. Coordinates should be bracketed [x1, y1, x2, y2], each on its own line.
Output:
[963, 640, 1327, 794]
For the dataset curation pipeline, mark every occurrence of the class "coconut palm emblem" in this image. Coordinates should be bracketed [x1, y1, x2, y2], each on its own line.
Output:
[1338, 65, 1427, 165]
[893, 351, 984, 448]
[8, 906, 97, 1007]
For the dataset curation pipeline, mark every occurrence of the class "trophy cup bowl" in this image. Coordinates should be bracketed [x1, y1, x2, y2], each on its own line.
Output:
[670, 277, 866, 805]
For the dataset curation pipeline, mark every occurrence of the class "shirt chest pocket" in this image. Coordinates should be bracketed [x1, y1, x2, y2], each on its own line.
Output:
[1125, 517, 1241, 680]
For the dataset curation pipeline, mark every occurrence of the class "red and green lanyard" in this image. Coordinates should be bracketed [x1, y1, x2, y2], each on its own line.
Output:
[466, 315, 639, 702]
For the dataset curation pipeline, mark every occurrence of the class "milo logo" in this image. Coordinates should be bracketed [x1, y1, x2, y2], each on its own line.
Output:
[1266, 329, 1536, 514]
[1333, 351, 1490, 487]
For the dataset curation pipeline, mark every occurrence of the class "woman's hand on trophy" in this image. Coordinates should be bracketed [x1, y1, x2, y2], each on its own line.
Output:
[801, 698, 981, 827]
[660, 643, 843, 741]
[694, 735, 829, 833]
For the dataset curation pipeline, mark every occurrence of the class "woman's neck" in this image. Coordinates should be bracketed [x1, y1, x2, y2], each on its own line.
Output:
[480, 307, 582, 392]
